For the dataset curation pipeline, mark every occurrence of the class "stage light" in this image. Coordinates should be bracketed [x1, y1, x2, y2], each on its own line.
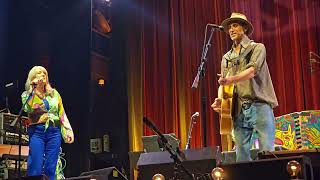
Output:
[98, 78, 105, 86]
[152, 173, 165, 180]
[287, 160, 301, 178]
[105, 0, 111, 5]
[211, 167, 224, 180]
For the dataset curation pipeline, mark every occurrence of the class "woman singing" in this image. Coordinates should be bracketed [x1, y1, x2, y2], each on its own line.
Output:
[21, 66, 74, 180]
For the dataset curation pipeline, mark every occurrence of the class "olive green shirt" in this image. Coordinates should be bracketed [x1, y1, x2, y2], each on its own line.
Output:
[221, 36, 278, 115]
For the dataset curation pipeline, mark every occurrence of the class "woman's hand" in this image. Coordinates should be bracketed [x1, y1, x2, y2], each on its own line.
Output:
[66, 136, 74, 144]
[31, 77, 45, 87]
[65, 130, 74, 144]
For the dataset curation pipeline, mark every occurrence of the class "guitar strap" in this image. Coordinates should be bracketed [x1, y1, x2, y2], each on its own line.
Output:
[228, 42, 258, 118]
[226, 42, 258, 68]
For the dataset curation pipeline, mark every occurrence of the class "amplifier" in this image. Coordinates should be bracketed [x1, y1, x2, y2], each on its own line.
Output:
[0, 113, 28, 145]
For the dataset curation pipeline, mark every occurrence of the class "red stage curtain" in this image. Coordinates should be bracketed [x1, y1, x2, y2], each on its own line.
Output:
[127, 0, 320, 151]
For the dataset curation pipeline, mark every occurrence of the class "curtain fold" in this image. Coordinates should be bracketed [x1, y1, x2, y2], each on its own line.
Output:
[127, 0, 320, 152]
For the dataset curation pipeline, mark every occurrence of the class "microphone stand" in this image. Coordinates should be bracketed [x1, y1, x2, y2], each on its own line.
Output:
[10, 86, 36, 178]
[143, 118, 194, 180]
[185, 114, 198, 150]
[191, 25, 217, 147]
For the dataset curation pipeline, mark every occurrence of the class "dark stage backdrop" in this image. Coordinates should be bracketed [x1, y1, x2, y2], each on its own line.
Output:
[126, 0, 320, 151]
[0, 1, 8, 96]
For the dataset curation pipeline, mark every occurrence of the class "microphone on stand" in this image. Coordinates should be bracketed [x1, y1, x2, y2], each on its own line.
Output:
[309, 51, 320, 73]
[310, 59, 314, 73]
[207, 24, 224, 31]
[186, 112, 200, 150]
[309, 52, 314, 73]
[191, 112, 200, 119]
[5, 82, 14, 88]
[4, 82, 15, 114]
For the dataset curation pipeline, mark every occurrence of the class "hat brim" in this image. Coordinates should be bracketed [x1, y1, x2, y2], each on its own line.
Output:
[221, 17, 254, 35]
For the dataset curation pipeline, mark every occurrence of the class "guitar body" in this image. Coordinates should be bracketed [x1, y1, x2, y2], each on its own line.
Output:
[219, 84, 234, 151]
[220, 84, 234, 135]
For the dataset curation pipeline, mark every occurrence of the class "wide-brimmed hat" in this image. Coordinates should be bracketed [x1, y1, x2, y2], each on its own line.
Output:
[221, 12, 254, 35]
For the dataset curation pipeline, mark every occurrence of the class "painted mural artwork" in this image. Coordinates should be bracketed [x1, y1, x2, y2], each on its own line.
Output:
[275, 110, 320, 150]
[275, 113, 297, 150]
[300, 110, 320, 149]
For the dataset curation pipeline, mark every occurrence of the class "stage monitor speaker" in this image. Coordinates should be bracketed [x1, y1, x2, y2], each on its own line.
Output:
[64, 166, 128, 180]
[219, 155, 313, 180]
[137, 147, 220, 180]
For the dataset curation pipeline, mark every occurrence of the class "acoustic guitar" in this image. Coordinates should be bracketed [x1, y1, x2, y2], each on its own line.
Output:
[211, 73, 234, 151]
[219, 81, 234, 135]
[214, 43, 257, 151]
[217, 73, 234, 151]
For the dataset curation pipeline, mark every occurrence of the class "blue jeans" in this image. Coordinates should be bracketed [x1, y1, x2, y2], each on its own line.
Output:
[27, 124, 61, 180]
[233, 102, 275, 161]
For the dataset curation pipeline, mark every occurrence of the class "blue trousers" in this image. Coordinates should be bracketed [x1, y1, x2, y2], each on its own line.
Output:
[234, 103, 275, 161]
[27, 124, 61, 180]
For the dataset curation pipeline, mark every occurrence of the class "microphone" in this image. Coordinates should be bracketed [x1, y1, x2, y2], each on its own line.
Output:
[310, 51, 320, 73]
[5, 82, 14, 88]
[191, 112, 200, 119]
[310, 59, 314, 73]
[207, 23, 224, 31]
[309, 52, 313, 73]
[31, 78, 43, 86]
[185, 112, 200, 150]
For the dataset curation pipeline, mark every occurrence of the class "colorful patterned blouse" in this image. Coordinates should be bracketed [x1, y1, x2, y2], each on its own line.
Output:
[21, 89, 73, 142]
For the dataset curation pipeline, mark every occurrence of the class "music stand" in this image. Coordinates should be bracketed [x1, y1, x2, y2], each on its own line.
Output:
[142, 133, 180, 152]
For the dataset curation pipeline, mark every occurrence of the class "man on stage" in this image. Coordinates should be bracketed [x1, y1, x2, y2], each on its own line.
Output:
[211, 12, 278, 161]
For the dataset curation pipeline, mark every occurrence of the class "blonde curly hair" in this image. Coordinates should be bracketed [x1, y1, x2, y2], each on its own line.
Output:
[25, 66, 54, 95]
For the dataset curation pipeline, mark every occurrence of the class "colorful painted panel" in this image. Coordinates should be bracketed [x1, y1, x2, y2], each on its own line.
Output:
[300, 110, 320, 149]
[275, 113, 298, 150]
[275, 110, 320, 150]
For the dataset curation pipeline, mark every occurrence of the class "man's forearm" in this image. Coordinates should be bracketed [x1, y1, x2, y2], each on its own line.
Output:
[230, 67, 255, 83]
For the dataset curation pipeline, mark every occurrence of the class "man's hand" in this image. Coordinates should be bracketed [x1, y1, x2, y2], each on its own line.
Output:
[218, 75, 234, 85]
[211, 98, 222, 113]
